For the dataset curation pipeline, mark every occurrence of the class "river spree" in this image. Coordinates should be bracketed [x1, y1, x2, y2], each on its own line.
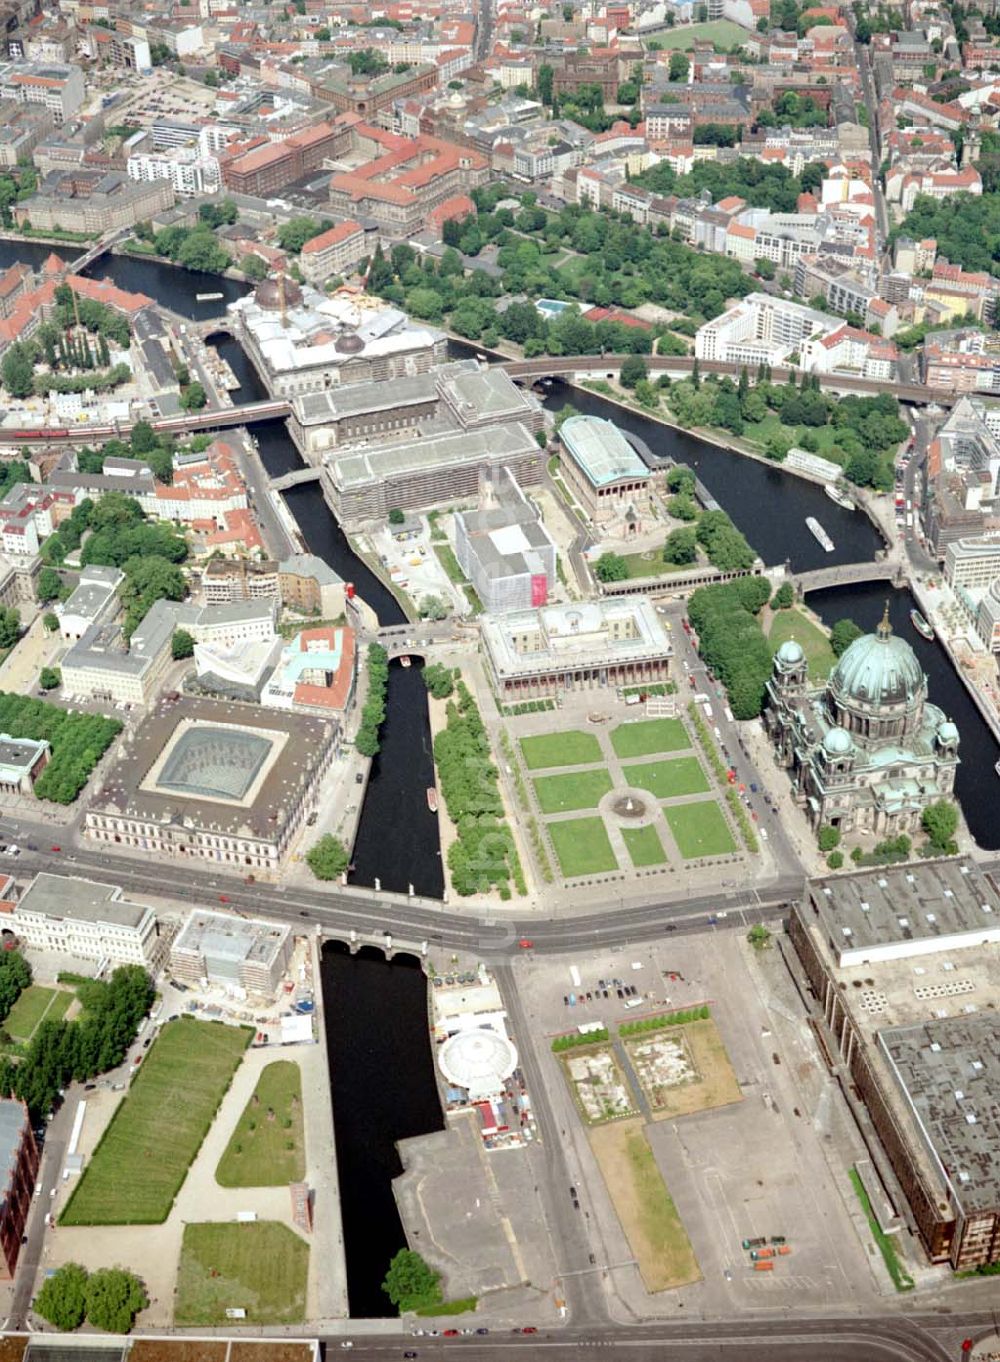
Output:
[320, 944, 443, 1317]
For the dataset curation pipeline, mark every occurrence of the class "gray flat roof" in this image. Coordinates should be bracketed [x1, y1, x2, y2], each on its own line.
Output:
[880, 1014, 1000, 1212]
[19, 872, 149, 929]
[0, 1097, 24, 1202]
[279, 552, 343, 586]
[173, 907, 289, 967]
[0, 734, 47, 771]
[330, 422, 538, 490]
[808, 858, 1000, 954]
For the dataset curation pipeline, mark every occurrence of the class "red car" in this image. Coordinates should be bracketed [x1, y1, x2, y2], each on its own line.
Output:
[50, 845, 61, 852]
[442, 1329, 459, 1337]
[219, 895, 230, 903]
[518, 938, 534, 949]
[521, 1327, 538, 1335]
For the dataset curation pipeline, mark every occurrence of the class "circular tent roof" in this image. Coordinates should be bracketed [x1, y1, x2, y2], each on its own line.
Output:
[829, 608, 924, 708]
[439, 1029, 517, 1100]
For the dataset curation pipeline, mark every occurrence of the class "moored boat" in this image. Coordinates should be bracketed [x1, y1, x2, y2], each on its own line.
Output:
[910, 609, 933, 640]
[426, 787, 438, 813]
[824, 484, 854, 510]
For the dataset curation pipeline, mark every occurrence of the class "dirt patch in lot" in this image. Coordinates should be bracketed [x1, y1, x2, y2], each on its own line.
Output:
[130, 1343, 227, 1362]
[589, 1118, 700, 1293]
[637, 1018, 741, 1119]
[230, 1345, 316, 1362]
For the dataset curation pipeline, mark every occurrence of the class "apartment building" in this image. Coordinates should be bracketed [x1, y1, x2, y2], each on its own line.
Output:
[0, 1101, 38, 1279]
[127, 141, 221, 197]
[695, 292, 833, 366]
[15, 171, 174, 234]
[944, 537, 1000, 591]
[298, 219, 371, 286]
[1, 63, 84, 124]
[202, 557, 279, 606]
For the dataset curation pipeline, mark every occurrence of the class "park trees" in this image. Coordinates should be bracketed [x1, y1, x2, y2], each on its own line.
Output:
[772, 582, 794, 609]
[695, 509, 756, 572]
[37, 567, 65, 603]
[34, 1264, 90, 1331]
[0, 607, 19, 651]
[687, 579, 773, 718]
[818, 824, 841, 852]
[39, 667, 61, 690]
[84, 1269, 148, 1334]
[594, 552, 628, 582]
[422, 663, 455, 699]
[171, 629, 195, 660]
[355, 643, 389, 758]
[1, 342, 34, 398]
[619, 353, 648, 389]
[0, 950, 30, 1023]
[922, 800, 959, 854]
[306, 835, 350, 881]
[663, 526, 698, 565]
[830, 617, 864, 656]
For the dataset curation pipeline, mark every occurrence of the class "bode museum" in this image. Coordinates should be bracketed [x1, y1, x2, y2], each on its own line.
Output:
[764, 607, 960, 837]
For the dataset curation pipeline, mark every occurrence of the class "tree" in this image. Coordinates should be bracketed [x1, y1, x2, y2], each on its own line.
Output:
[130, 420, 157, 456]
[419, 594, 448, 621]
[747, 923, 771, 950]
[241, 254, 268, 281]
[2, 342, 35, 399]
[817, 824, 841, 852]
[37, 567, 65, 603]
[306, 834, 350, 881]
[180, 381, 207, 411]
[830, 617, 863, 656]
[277, 217, 326, 254]
[772, 582, 794, 609]
[619, 354, 648, 389]
[668, 50, 689, 82]
[39, 667, 61, 690]
[34, 1262, 89, 1331]
[663, 526, 698, 564]
[388, 508, 405, 525]
[171, 629, 195, 660]
[43, 611, 59, 632]
[84, 1268, 148, 1334]
[0, 607, 19, 650]
[538, 62, 554, 105]
[422, 662, 455, 699]
[382, 1249, 442, 1313]
[594, 552, 628, 582]
[922, 799, 959, 853]
[826, 850, 844, 869]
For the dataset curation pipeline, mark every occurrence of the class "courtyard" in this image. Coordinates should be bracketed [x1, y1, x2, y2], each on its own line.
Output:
[509, 710, 745, 882]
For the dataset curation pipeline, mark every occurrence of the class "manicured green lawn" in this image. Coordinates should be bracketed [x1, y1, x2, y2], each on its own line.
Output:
[622, 824, 668, 867]
[520, 729, 603, 770]
[767, 607, 837, 681]
[610, 718, 690, 759]
[740, 412, 846, 461]
[61, 1018, 252, 1226]
[549, 816, 618, 876]
[174, 1222, 309, 1325]
[5, 985, 72, 1042]
[534, 769, 613, 814]
[620, 551, 690, 580]
[624, 757, 710, 800]
[646, 18, 749, 47]
[216, 1060, 305, 1188]
[665, 801, 737, 858]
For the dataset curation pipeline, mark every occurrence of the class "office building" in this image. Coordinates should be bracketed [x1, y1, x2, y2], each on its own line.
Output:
[56, 565, 124, 643]
[0, 735, 49, 795]
[1, 63, 84, 124]
[299, 220, 371, 286]
[15, 171, 174, 234]
[278, 554, 346, 619]
[791, 859, 1000, 1268]
[481, 596, 672, 700]
[170, 908, 291, 995]
[2, 872, 164, 969]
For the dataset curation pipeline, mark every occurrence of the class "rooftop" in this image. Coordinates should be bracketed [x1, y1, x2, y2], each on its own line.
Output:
[0, 1098, 25, 1203]
[807, 858, 1000, 965]
[328, 421, 539, 490]
[880, 1014, 1000, 1213]
[16, 872, 150, 930]
[559, 414, 648, 487]
[172, 907, 289, 969]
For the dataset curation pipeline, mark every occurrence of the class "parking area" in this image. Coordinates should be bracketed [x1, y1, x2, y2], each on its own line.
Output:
[513, 929, 885, 1316]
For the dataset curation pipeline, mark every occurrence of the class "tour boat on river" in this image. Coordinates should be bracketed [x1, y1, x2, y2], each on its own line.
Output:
[426, 788, 439, 813]
[910, 609, 934, 640]
[824, 484, 854, 510]
[806, 517, 834, 552]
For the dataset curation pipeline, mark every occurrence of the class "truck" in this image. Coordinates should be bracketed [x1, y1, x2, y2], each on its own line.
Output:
[750, 1248, 775, 1261]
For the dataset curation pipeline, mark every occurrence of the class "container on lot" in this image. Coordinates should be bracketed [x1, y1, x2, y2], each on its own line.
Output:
[750, 1248, 775, 1260]
[777, 1245, 792, 1255]
[753, 1261, 774, 1272]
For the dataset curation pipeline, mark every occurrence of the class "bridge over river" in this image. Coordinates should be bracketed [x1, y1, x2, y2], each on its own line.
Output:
[792, 557, 908, 594]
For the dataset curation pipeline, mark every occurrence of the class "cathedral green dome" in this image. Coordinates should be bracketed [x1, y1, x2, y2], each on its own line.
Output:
[823, 726, 853, 755]
[937, 720, 959, 744]
[830, 610, 924, 708]
[776, 640, 804, 667]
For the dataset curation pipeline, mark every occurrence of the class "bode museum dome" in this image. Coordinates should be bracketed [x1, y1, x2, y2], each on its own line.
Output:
[763, 606, 959, 837]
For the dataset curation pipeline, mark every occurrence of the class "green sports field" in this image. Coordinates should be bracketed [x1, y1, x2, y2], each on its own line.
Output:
[61, 1018, 252, 1225]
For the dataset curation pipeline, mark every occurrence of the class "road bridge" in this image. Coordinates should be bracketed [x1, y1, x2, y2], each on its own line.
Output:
[794, 559, 908, 594]
[270, 466, 322, 490]
[501, 355, 953, 406]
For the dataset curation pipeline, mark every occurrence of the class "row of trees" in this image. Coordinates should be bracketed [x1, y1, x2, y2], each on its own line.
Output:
[0, 950, 30, 1024]
[0, 691, 122, 805]
[434, 681, 524, 898]
[687, 576, 774, 719]
[355, 643, 389, 758]
[637, 155, 827, 215]
[0, 965, 154, 1118]
[34, 1263, 147, 1334]
[422, 663, 455, 700]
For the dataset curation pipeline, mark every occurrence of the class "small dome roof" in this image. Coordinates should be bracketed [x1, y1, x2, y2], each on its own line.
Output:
[829, 608, 924, 708]
[823, 726, 853, 755]
[439, 1029, 517, 1100]
[776, 639, 804, 666]
[937, 720, 959, 743]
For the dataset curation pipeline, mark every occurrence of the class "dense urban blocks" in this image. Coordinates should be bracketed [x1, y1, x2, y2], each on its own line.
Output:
[610, 718, 690, 759]
[533, 769, 614, 815]
[216, 1060, 305, 1188]
[548, 816, 618, 876]
[664, 801, 738, 859]
[623, 757, 710, 801]
[61, 1018, 252, 1226]
[518, 730, 603, 770]
[174, 1222, 309, 1326]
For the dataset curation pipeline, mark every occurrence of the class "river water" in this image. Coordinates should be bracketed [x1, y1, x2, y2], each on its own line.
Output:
[320, 943, 444, 1317]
